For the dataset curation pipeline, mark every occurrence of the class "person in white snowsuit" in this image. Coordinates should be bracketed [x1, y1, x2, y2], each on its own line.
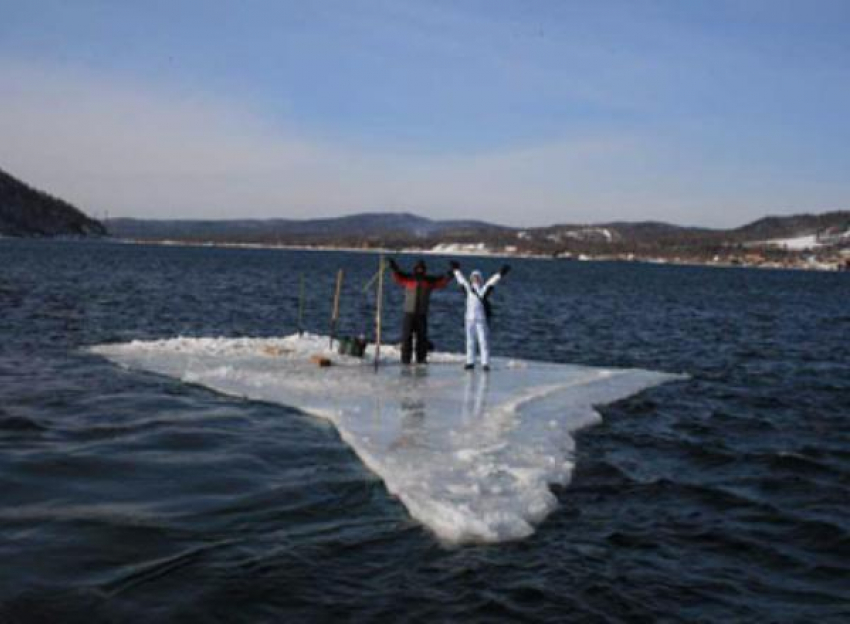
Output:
[451, 262, 510, 370]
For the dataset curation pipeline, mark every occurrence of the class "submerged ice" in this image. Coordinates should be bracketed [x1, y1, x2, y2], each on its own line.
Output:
[90, 334, 683, 544]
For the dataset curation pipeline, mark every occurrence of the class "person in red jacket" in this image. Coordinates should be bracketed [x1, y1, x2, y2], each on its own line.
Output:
[387, 258, 453, 365]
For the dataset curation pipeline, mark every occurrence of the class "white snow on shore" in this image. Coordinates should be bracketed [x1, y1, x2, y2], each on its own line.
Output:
[91, 334, 683, 544]
[429, 242, 490, 254]
[754, 229, 850, 250]
[547, 228, 615, 243]
[759, 234, 822, 250]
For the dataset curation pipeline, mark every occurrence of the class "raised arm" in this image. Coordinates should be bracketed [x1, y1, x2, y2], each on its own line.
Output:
[429, 273, 453, 290]
[392, 271, 416, 286]
[479, 273, 501, 296]
[481, 265, 510, 296]
[388, 258, 416, 287]
[423, 260, 458, 291]
[453, 268, 471, 293]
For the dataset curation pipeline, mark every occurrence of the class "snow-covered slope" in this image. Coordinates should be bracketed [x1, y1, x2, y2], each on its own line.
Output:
[91, 334, 683, 544]
[760, 234, 822, 250]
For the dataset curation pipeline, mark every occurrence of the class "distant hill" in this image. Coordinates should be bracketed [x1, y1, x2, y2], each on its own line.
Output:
[106, 213, 506, 244]
[730, 212, 850, 241]
[0, 168, 106, 238]
[105, 210, 849, 256]
[3, 162, 844, 261]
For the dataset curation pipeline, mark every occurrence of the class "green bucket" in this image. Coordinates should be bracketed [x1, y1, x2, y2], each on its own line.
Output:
[338, 336, 367, 358]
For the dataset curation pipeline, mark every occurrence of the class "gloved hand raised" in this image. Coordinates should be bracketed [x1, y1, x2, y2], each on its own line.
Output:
[500, 264, 511, 277]
[449, 260, 460, 271]
[387, 258, 400, 272]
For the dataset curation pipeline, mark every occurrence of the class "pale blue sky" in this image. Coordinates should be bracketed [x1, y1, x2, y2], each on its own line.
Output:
[1, 0, 849, 226]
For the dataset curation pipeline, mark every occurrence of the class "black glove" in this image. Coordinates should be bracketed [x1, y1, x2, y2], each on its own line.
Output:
[387, 258, 400, 272]
[449, 260, 460, 271]
[500, 264, 511, 277]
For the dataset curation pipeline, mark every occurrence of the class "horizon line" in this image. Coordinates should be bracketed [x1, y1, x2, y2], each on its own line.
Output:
[100, 208, 850, 233]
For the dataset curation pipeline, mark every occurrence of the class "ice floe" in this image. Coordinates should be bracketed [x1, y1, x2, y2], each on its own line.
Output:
[90, 334, 683, 544]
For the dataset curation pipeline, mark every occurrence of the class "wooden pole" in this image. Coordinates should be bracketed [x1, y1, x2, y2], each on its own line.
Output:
[374, 255, 384, 372]
[329, 269, 344, 349]
[297, 272, 305, 336]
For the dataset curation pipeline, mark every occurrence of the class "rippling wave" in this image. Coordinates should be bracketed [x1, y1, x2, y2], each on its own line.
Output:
[1, 239, 848, 622]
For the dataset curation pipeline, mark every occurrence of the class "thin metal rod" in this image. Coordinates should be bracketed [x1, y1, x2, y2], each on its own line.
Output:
[297, 272, 305, 336]
[374, 255, 384, 372]
[329, 269, 344, 349]
[362, 266, 382, 293]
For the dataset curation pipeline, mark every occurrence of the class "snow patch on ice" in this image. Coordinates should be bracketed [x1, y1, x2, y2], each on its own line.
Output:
[90, 333, 683, 544]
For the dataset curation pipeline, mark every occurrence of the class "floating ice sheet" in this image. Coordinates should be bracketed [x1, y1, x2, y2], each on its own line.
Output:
[91, 334, 683, 544]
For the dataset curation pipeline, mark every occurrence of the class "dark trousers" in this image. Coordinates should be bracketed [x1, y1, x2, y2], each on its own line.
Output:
[401, 313, 428, 364]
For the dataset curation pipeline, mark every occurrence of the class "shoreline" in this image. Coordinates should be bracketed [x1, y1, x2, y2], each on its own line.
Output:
[2, 235, 845, 272]
[90, 237, 848, 273]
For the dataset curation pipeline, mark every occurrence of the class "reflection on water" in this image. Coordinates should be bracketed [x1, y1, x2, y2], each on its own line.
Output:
[462, 370, 490, 426]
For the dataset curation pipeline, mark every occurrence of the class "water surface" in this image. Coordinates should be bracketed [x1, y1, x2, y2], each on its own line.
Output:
[1, 239, 848, 622]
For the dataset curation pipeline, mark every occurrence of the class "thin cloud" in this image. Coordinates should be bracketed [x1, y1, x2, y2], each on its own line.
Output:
[0, 60, 644, 225]
[0, 60, 846, 227]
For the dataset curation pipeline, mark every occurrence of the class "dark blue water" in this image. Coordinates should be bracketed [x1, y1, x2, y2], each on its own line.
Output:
[1, 239, 848, 623]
